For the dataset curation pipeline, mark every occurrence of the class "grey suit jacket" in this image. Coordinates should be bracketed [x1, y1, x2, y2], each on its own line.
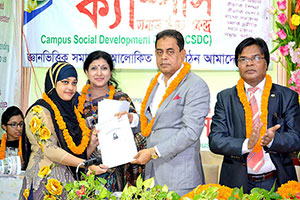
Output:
[144, 70, 210, 196]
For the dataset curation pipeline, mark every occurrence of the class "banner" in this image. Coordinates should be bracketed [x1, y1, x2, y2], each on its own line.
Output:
[22, 0, 271, 70]
[0, 0, 21, 135]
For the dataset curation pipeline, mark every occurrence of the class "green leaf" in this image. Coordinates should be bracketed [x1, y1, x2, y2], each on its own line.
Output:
[128, 185, 138, 195]
[231, 187, 240, 196]
[170, 191, 181, 200]
[250, 187, 263, 194]
[268, 180, 277, 195]
[262, 189, 270, 200]
[193, 193, 203, 200]
[239, 186, 244, 198]
[275, 21, 285, 30]
[269, 193, 282, 199]
[110, 196, 117, 200]
[98, 187, 108, 199]
[270, 44, 280, 54]
[181, 197, 192, 200]
[136, 174, 143, 188]
[143, 177, 155, 189]
[96, 177, 107, 185]
[156, 192, 167, 199]
[122, 184, 128, 194]
[161, 184, 168, 193]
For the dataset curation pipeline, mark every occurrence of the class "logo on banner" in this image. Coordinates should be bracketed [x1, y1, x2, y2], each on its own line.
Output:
[24, 0, 53, 25]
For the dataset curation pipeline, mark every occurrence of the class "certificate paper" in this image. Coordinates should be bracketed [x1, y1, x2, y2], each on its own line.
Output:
[98, 99, 130, 123]
[96, 115, 137, 168]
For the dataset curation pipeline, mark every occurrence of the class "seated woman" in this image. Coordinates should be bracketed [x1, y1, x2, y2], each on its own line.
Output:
[77, 50, 145, 192]
[19, 62, 108, 200]
[0, 106, 24, 164]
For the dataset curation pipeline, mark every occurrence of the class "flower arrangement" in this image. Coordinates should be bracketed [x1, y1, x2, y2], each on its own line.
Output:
[64, 171, 114, 200]
[229, 185, 281, 200]
[180, 184, 233, 200]
[121, 175, 180, 200]
[269, 0, 300, 76]
[277, 180, 300, 199]
[288, 69, 300, 94]
[24, 164, 300, 200]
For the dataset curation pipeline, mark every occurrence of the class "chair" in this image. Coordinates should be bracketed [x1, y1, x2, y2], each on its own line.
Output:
[201, 151, 223, 184]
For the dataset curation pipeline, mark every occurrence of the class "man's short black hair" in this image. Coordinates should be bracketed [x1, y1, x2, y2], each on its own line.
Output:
[155, 29, 184, 51]
[235, 37, 270, 67]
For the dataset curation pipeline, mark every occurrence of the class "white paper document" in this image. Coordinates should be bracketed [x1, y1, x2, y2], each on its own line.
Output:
[98, 99, 130, 123]
[96, 115, 137, 168]
[0, 156, 22, 175]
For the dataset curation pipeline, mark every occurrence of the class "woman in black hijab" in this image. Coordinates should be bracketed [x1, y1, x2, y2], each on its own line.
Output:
[19, 62, 107, 200]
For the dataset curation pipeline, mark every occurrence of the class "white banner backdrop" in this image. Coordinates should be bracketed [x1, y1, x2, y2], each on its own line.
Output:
[0, 0, 21, 134]
[22, 0, 272, 70]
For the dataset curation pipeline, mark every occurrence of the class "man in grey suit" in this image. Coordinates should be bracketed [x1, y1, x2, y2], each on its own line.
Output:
[132, 29, 210, 196]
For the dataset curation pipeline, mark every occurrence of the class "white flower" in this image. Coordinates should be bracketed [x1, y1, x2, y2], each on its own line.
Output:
[290, 48, 300, 64]
[266, 6, 277, 15]
[269, 31, 278, 40]
[271, 53, 280, 63]
[288, 41, 296, 49]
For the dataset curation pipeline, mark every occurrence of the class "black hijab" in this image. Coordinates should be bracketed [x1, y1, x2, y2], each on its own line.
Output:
[22, 62, 87, 175]
[44, 62, 83, 146]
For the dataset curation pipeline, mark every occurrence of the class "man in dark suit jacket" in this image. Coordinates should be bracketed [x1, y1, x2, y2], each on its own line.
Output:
[209, 37, 300, 193]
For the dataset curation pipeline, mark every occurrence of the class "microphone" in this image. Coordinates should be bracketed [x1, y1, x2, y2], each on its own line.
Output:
[76, 157, 102, 180]
[83, 157, 102, 166]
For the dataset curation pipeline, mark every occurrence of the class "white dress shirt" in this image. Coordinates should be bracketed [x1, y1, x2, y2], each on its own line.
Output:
[149, 64, 184, 156]
[241, 78, 276, 174]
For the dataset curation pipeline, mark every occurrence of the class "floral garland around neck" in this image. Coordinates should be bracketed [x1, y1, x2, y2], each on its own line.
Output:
[43, 92, 90, 155]
[0, 133, 22, 159]
[77, 84, 115, 114]
[140, 62, 191, 137]
[236, 74, 272, 153]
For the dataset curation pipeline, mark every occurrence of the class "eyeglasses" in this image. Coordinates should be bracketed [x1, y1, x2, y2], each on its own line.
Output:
[237, 55, 265, 65]
[7, 122, 24, 129]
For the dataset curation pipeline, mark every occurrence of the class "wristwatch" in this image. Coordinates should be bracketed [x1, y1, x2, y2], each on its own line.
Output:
[150, 147, 158, 160]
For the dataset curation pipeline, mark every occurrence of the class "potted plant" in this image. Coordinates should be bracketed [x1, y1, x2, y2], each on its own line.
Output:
[121, 175, 180, 200]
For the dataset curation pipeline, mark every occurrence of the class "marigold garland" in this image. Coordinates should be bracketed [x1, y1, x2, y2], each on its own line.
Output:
[140, 62, 191, 137]
[0, 133, 22, 160]
[77, 84, 115, 113]
[180, 184, 234, 200]
[277, 180, 300, 199]
[236, 74, 272, 153]
[43, 92, 90, 155]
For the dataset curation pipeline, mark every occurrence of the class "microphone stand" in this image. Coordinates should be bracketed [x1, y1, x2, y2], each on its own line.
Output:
[76, 157, 101, 180]
[76, 162, 85, 180]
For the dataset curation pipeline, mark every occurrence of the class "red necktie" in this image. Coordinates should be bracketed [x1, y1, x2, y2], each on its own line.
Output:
[247, 87, 264, 172]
